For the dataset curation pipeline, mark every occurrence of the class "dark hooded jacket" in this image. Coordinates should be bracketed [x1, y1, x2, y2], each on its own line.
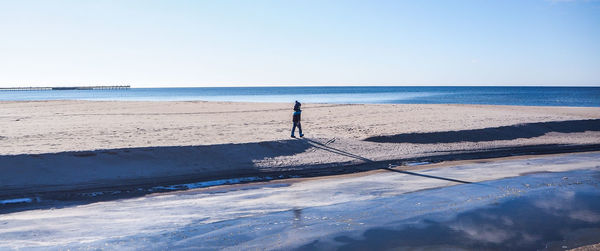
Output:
[293, 101, 301, 122]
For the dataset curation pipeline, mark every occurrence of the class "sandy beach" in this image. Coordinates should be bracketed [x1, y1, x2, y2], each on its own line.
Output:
[2, 100, 600, 154]
[1, 100, 599, 197]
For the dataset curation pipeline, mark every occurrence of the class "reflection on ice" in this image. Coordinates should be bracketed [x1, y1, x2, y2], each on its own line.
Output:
[301, 174, 600, 250]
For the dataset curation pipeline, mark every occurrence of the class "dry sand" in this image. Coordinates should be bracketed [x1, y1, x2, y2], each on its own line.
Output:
[1, 100, 599, 197]
[0, 100, 599, 154]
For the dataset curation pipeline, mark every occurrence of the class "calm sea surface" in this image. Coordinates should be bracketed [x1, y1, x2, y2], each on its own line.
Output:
[1, 86, 599, 107]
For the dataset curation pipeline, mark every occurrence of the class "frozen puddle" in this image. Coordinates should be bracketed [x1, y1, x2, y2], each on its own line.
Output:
[75, 175, 301, 199]
[0, 198, 35, 205]
[0, 152, 599, 250]
[152, 176, 267, 190]
[404, 161, 431, 166]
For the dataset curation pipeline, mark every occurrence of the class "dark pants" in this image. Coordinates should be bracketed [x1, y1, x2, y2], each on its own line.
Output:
[291, 121, 302, 136]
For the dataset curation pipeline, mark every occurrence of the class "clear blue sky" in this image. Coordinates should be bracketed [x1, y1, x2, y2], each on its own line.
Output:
[1, 0, 599, 87]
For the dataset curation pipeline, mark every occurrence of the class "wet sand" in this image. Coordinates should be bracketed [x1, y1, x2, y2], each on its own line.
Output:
[1, 153, 599, 250]
[0, 100, 599, 198]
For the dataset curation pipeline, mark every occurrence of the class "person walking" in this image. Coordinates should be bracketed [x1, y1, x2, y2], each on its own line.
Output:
[291, 101, 304, 138]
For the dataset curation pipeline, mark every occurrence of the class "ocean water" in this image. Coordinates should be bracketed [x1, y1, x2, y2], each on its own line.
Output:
[1, 86, 599, 107]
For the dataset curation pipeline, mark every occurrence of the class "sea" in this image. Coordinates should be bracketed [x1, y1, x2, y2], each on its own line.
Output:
[1, 86, 599, 107]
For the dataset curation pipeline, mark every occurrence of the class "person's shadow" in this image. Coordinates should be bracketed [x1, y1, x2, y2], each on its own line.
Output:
[301, 138, 475, 184]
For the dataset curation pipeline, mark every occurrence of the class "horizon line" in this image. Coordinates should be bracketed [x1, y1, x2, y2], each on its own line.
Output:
[2, 83, 600, 88]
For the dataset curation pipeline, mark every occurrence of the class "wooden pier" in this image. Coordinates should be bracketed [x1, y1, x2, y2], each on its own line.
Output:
[0, 85, 130, 91]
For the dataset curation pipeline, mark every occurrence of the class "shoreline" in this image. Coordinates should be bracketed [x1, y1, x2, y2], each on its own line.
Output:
[2, 99, 599, 108]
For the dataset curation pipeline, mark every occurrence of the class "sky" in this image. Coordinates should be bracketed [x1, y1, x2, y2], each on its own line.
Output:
[0, 0, 599, 87]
